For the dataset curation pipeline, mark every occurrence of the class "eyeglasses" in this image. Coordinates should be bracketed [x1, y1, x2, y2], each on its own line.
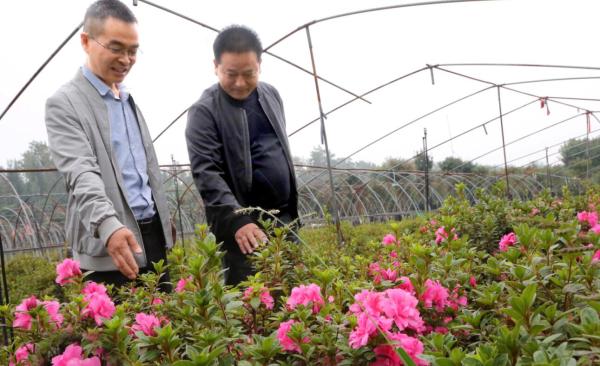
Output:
[91, 37, 139, 58]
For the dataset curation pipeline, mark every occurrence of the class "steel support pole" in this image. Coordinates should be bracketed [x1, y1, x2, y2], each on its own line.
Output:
[305, 26, 344, 245]
[423, 128, 430, 212]
[496, 86, 511, 199]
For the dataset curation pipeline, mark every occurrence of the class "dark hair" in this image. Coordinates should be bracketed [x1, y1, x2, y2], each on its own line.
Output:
[213, 25, 262, 63]
[83, 0, 137, 38]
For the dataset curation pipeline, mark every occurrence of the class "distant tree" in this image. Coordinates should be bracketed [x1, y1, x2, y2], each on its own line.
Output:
[560, 137, 600, 178]
[438, 156, 474, 173]
[381, 157, 415, 172]
[8, 141, 63, 195]
[414, 149, 433, 172]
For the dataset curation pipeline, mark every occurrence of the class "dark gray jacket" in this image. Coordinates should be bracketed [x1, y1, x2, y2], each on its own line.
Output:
[185, 82, 298, 248]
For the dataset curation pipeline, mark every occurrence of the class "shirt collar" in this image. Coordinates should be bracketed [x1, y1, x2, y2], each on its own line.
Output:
[81, 65, 129, 101]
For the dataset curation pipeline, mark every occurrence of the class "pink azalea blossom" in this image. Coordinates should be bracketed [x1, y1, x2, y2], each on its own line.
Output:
[382, 234, 396, 246]
[259, 289, 274, 310]
[287, 284, 324, 313]
[420, 279, 449, 312]
[151, 298, 163, 305]
[349, 312, 391, 349]
[51, 344, 100, 366]
[244, 286, 275, 310]
[435, 227, 458, 244]
[55, 258, 82, 286]
[469, 276, 477, 288]
[592, 250, 600, 263]
[13, 296, 62, 330]
[131, 313, 161, 337]
[82, 292, 115, 326]
[397, 276, 415, 294]
[381, 289, 424, 332]
[381, 268, 397, 282]
[498, 232, 517, 252]
[10, 343, 34, 366]
[390, 251, 398, 258]
[328, 295, 335, 303]
[82, 282, 107, 297]
[577, 211, 599, 227]
[276, 320, 309, 352]
[590, 225, 600, 234]
[13, 296, 39, 330]
[43, 300, 64, 328]
[175, 276, 193, 293]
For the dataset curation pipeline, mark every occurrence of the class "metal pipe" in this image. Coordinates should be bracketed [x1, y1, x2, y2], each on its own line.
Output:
[305, 26, 343, 245]
[497, 86, 511, 199]
[0, 22, 83, 122]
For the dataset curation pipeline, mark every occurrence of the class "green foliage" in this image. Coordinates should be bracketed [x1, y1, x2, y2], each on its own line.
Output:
[6, 254, 62, 304]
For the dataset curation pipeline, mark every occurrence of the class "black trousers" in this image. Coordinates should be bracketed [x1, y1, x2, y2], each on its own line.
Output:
[223, 211, 299, 286]
[83, 214, 172, 293]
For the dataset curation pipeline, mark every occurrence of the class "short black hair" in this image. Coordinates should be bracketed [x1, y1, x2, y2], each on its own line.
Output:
[83, 0, 137, 38]
[213, 25, 262, 63]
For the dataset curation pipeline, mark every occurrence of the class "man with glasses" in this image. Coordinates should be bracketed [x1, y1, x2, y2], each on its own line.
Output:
[45, 0, 173, 291]
[186, 25, 299, 286]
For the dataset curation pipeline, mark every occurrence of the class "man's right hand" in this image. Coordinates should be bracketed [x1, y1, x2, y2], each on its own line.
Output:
[106, 227, 142, 279]
[235, 223, 267, 255]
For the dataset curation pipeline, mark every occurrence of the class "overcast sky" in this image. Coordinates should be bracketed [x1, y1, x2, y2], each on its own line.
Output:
[1, 0, 600, 170]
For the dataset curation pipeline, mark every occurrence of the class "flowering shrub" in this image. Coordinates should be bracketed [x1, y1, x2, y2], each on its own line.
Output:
[2, 188, 600, 365]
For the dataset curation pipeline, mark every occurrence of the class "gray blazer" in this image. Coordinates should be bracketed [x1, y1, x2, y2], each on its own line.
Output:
[45, 69, 173, 271]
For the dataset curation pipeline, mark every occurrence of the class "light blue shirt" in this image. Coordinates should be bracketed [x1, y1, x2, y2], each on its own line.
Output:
[82, 65, 155, 221]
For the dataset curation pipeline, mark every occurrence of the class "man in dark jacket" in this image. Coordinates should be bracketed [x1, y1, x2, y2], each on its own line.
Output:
[185, 25, 299, 286]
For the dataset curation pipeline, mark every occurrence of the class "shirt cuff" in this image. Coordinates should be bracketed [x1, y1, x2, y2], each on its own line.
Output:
[98, 216, 125, 247]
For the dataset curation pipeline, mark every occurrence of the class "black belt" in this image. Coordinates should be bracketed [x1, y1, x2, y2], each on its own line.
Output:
[137, 214, 156, 226]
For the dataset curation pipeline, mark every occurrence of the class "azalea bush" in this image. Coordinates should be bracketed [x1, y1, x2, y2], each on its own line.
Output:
[1, 187, 600, 365]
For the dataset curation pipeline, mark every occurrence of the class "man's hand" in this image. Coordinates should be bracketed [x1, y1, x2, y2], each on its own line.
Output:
[235, 223, 267, 255]
[106, 227, 142, 279]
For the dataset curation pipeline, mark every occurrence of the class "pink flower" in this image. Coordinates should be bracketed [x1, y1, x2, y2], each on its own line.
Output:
[435, 227, 457, 244]
[287, 284, 324, 313]
[382, 234, 396, 246]
[420, 279, 449, 312]
[244, 286, 275, 310]
[51, 344, 100, 366]
[328, 295, 335, 303]
[590, 225, 600, 234]
[13, 296, 39, 330]
[498, 232, 517, 252]
[276, 320, 308, 352]
[469, 276, 477, 288]
[175, 276, 193, 293]
[10, 343, 34, 366]
[260, 289, 274, 310]
[55, 258, 82, 286]
[82, 282, 107, 297]
[349, 312, 389, 349]
[530, 207, 540, 216]
[381, 268, 397, 282]
[349, 290, 384, 316]
[397, 276, 415, 294]
[151, 298, 163, 305]
[578, 211, 599, 227]
[43, 300, 64, 328]
[592, 250, 600, 263]
[381, 289, 424, 332]
[13, 296, 62, 330]
[131, 313, 161, 337]
[390, 251, 398, 258]
[435, 227, 447, 244]
[243, 286, 254, 300]
[82, 293, 115, 326]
